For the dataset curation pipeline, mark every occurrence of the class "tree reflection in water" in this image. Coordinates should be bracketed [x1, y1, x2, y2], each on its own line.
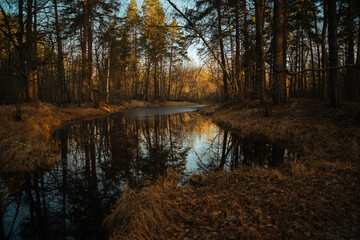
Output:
[0, 109, 299, 239]
[196, 129, 300, 173]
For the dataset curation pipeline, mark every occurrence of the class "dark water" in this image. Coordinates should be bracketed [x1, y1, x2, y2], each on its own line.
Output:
[0, 106, 299, 239]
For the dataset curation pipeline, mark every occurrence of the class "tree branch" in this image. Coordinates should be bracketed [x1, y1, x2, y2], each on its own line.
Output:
[166, 0, 227, 74]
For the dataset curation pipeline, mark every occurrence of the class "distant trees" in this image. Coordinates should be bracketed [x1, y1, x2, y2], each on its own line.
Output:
[0, 0, 359, 108]
[170, 0, 360, 106]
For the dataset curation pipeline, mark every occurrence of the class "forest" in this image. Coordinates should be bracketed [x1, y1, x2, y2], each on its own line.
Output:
[0, 0, 359, 239]
[0, 0, 358, 109]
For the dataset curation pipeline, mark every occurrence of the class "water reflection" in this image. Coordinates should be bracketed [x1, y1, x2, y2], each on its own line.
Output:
[195, 130, 300, 173]
[1, 107, 299, 239]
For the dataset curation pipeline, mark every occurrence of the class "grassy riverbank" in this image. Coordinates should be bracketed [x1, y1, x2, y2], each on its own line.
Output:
[106, 99, 360, 239]
[0, 100, 197, 173]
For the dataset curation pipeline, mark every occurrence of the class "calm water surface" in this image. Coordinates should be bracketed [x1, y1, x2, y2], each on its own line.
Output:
[1, 106, 299, 239]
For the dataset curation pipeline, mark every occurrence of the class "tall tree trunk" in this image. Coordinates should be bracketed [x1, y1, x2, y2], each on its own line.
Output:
[235, 0, 242, 101]
[54, 0, 66, 104]
[328, 0, 341, 107]
[346, 0, 357, 100]
[26, 0, 35, 102]
[310, 36, 316, 96]
[226, 0, 235, 96]
[243, 0, 250, 90]
[133, 25, 138, 99]
[145, 30, 151, 101]
[168, 38, 173, 100]
[356, 0, 360, 100]
[15, 0, 26, 120]
[216, 0, 229, 101]
[255, 0, 265, 104]
[106, 53, 110, 104]
[81, 0, 88, 103]
[33, 0, 38, 101]
[88, 0, 94, 103]
[300, 33, 304, 96]
[272, 0, 285, 104]
[154, 53, 159, 100]
[283, 0, 288, 99]
[321, 0, 328, 99]
[314, 9, 322, 97]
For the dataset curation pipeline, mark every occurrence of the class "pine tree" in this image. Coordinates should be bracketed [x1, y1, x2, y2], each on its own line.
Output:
[126, 0, 141, 99]
[141, 0, 167, 100]
[167, 19, 187, 100]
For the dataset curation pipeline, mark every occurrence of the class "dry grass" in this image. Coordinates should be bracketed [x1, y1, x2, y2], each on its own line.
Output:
[0, 100, 198, 173]
[106, 161, 360, 239]
[202, 99, 360, 162]
[105, 172, 182, 240]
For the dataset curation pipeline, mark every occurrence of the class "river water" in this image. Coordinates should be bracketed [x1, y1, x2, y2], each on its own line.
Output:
[1, 106, 299, 239]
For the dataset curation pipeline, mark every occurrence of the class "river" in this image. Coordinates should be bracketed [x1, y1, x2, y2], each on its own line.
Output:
[0, 106, 299, 239]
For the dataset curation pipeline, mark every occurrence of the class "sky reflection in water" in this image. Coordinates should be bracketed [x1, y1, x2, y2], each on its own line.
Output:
[1, 106, 298, 239]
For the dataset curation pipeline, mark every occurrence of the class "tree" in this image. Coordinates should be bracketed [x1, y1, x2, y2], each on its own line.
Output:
[167, 19, 187, 100]
[26, 0, 38, 102]
[216, 0, 229, 101]
[234, 0, 242, 101]
[345, 0, 357, 101]
[272, 0, 286, 104]
[141, 0, 167, 100]
[243, 0, 250, 91]
[54, 0, 66, 104]
[327, 0, 341, 107]
[321, 0, 328, 99]
[126, 0, 141, 99]
[255, 0, 265, 104]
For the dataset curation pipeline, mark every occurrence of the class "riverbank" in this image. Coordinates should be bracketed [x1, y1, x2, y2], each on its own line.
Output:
[0, 100, 198, 173]
[106, 99, 360, 239]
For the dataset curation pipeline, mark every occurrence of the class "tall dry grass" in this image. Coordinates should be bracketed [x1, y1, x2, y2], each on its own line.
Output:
[105, 172, 181, 240]
[0, 103, 61, 172]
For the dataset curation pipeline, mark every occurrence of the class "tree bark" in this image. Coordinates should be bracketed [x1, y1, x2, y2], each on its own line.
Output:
[54, 0, 66, 104]
[106, 51, 110, 104]
[26, 0, 37, 102]
[235, 0, 242, 101]
[321, 0, 328, 99]
[310, 36, 316, 96]
[283, 0, 288, 99]
[216, 0, 229, 101]
[345, 0, 357, 100]
[327, 0, 341, 107]
[133, 24, 138, 99]
[81, 0, 88, 103]
[272, 0, 285, 104]
[168, 37, 173, 100]
[88, 0, 94, 103]
[255, 0, 265, 104]
[243, 0, 250, 90]
[314, 8, 322, 96]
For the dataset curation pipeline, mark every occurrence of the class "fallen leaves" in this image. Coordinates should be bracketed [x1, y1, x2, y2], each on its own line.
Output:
[158, 161, 360, 239]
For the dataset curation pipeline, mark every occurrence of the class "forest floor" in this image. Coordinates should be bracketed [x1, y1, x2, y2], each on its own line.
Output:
[0, 100, 198, 173]
[106, 99, 360, 239]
